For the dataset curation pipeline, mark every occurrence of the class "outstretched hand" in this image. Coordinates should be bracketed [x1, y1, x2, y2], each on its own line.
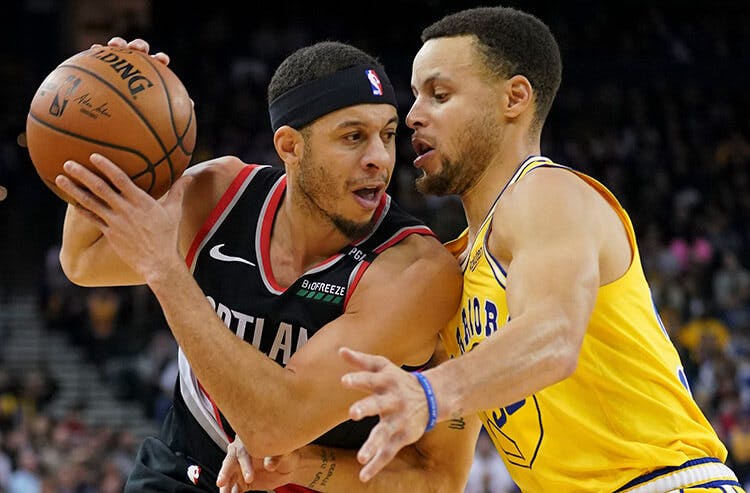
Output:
[339, 347, 432, 482]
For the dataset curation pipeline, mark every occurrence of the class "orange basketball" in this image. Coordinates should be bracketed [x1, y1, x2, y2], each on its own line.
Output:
[26, 45, 197, 203]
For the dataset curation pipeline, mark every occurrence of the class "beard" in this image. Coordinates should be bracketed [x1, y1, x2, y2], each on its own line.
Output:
[297, 148, 376, 241]
[415, 114, 499, 196]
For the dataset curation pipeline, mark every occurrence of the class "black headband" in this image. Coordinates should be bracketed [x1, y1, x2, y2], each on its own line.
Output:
[269, 64, 397, 131]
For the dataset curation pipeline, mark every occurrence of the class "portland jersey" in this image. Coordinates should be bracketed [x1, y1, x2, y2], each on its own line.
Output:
[441, 156, 733, 492]
[174, 164, 435, 480]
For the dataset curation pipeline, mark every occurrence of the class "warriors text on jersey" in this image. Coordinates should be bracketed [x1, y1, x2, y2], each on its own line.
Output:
[441, 156, 739, 492]
[172, 164, 434, 490]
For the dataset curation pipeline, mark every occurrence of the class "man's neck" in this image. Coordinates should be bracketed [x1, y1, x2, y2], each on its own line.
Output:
[269, 197, 351, 286]
[460, 139, 541, 240]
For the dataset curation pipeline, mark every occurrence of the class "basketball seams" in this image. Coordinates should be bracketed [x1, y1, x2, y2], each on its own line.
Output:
[57, 57, 174, 187]
[27, 47, 195, 202]
[26, 112, 156, 193]
[144, 55, 195, 161]
[135, 52, 184, 183]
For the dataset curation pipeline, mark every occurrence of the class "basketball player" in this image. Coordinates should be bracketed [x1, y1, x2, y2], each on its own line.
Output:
[339, 6, 745, 492]
[55, 38, 480, 492]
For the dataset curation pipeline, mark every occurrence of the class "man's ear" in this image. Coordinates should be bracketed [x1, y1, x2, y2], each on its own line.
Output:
[504, 74, 533, 119]
[273, 126, 305, 166]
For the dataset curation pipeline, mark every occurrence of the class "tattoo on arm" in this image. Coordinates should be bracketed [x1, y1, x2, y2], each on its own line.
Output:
[308, 447, 337, 489]
[448, 416, 465, 430]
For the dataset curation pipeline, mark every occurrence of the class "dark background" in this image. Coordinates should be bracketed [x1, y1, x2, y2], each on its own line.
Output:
[1, 1, 750, 491]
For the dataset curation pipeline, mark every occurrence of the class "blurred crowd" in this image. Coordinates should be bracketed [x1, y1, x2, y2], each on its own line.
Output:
[1, 1, 750, 491]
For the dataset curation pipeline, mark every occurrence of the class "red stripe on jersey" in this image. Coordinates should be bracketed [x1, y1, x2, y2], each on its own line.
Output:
[275, 485, 318, 493]
[259, 176, 287, 292]
[196, 380, 231, 442]
[374, 226, 436, 254]
[343, 260, 370, 308]
[185, 165, 258, 268]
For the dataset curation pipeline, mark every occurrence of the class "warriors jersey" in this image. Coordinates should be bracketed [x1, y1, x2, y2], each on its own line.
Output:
[441, 156, 738, 492]
[172, 164, 434, 486]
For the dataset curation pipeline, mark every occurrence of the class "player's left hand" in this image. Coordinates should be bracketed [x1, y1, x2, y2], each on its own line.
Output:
[339, 347, 432, 482]
[216, 435, 254, 493]
[54, 153, 191, 284]
[217, 434, 300, 492]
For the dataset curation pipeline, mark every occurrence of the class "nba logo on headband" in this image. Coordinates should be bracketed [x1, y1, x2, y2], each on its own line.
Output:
[365, 69, 384, 96]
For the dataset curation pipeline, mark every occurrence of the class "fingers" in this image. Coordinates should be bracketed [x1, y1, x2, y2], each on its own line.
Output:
[126, 38, 150, 53]
[235, 442, 253, 483]
[103, 37, 169, 65]
[87, 153, 145, 201]
[55, 162, 116, 220]
[152, 51, 170, 65]
[339, 347, 390, 372]
[355, 424, 403, 482]
[348, 391, 396, 421]
[217, 443, 253, 491]
[107, 36, 127, 47]
[359, 442, 400, 483]
[163, 174, 193, 204]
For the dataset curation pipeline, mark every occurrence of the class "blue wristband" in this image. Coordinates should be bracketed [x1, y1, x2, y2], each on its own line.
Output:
[412, 371, 438, 432]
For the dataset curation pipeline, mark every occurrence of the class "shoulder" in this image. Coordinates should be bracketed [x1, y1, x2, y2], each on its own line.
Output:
[493, 166, 604, 239]
[361, 233, 462, 302]
[178, 156, 271, 252]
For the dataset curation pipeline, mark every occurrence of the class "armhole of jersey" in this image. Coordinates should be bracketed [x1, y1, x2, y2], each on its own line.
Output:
[483, 220, 508, 290]
[185, 164, 261, 269]
[344, 227, 436, 308]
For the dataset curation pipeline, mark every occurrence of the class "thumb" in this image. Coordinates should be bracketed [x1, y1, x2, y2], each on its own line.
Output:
[164, 175, 194, 206]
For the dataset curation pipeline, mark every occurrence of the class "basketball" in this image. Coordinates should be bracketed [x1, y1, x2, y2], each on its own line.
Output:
[25, 45, 197, 203]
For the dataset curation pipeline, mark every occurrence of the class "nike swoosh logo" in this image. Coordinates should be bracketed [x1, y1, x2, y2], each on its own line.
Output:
[209, 244, 256, 267]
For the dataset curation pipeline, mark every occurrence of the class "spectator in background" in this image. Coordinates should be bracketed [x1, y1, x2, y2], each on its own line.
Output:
[713, 251, 750, 330]
[465, 430, 519, 493]
[8, 447, 41, 493]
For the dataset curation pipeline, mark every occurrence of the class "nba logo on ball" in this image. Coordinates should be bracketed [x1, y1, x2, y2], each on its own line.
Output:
[366, 69, 383, 96]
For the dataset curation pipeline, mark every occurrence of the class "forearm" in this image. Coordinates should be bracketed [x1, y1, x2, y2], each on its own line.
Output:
[428, 308, 579, 420]
[147, 259, 317, 455]
[60, 204, 142, 286]
[292, 445, 455, 493]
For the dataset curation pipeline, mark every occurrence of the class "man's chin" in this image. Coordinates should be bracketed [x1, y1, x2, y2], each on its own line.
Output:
[416, 174, 453, 196]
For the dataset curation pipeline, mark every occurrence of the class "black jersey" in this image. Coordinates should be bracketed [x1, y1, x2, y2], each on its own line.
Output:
[170, 163, 435, 474]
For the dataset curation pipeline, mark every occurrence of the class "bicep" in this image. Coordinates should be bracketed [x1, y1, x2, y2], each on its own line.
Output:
[284, 246, 462, 430]
[414, 413, 483, 491]
[497, 177, 602, 334]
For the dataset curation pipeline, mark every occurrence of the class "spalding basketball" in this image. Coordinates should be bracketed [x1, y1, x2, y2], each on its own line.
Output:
[26, 45, 197, 203]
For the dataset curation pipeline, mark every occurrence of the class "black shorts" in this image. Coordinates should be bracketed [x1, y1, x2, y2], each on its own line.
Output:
[124, 435, 220, 492]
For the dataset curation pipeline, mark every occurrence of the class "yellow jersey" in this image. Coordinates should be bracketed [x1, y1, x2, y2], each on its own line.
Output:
[441, 156, 735, 492]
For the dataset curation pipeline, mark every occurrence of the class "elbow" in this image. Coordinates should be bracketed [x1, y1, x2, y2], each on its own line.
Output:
[59, 246, 86, 286]
[242, 428, 295, 458]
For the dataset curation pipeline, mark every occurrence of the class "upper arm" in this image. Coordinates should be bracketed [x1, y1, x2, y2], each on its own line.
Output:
[59, 156, 244, 286]
[281, 234, 463, 439]
[495, 170, 605, 352]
